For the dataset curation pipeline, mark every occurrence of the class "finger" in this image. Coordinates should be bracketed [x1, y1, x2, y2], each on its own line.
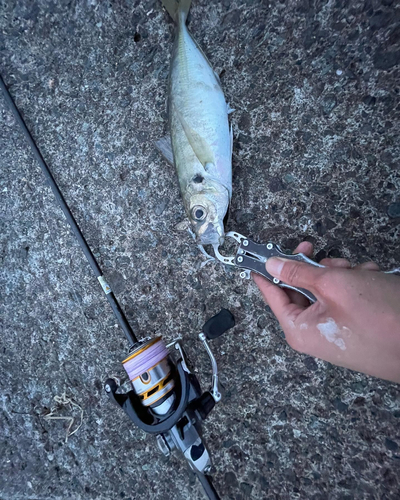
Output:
[266, 257, 325, 289]
[293, 241, 314, 257]
[291, 243, 314, 304]
[253, 273, 307, 325]
[253, 272, 281, 304]
[251, 273, 310, 307]
[353, 261, 380, 271]
[319, 258, 352, 268]
[286, 288, 311, 307]
[253, 271, 310, 308]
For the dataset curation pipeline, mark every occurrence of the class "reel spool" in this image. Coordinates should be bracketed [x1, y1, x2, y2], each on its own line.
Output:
[122, 337, 175, 415]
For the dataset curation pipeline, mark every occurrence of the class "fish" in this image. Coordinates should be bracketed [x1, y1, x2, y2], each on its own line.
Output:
[157, 0, 233, 248]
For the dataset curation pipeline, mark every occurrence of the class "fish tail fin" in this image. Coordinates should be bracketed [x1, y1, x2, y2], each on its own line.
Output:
[162, 0, 192, 24]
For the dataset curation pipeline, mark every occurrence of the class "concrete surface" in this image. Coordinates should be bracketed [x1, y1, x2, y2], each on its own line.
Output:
[1, 0, 400, 499]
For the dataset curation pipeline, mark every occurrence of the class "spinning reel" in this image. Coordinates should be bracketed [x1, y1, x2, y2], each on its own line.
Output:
[105, 309, 235, 500]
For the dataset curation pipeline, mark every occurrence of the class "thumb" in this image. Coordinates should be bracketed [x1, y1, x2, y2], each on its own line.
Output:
[266, 257, 324, 290]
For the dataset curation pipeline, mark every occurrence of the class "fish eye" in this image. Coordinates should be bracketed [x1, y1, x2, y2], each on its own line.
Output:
[192, 175, 203, 184]
[191, 205, 207, 221]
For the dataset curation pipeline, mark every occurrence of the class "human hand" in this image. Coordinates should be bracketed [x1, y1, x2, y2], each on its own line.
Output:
[253, 242, 400, 383]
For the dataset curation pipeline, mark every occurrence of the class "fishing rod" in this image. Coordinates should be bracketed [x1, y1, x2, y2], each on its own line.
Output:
[1, 75, 236, 500]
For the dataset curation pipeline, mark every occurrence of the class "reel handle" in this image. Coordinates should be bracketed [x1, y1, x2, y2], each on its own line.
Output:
[202, 309, 235, 340]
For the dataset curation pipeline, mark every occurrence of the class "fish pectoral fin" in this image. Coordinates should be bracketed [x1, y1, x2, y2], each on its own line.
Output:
[198, 245, 216, 267]
[173, 105, 215, 167]
[227, 103, 235, 114]
[155, 134, 174, 165]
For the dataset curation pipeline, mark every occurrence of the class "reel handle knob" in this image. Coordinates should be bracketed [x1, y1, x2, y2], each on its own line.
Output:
[202, 309, 235, 340]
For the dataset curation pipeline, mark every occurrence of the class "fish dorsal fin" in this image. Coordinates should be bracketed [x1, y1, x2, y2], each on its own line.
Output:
[155, 134, 174, 165]
[173, 105, 215, 168]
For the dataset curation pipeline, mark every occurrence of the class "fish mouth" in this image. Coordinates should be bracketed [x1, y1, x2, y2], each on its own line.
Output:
[197, 222, 225, 246]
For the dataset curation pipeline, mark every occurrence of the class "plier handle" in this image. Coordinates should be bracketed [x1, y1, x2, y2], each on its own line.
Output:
[214, 232, 324, 303]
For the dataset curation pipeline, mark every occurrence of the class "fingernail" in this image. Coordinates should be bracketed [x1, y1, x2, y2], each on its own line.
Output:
[266, 257, 287, 277]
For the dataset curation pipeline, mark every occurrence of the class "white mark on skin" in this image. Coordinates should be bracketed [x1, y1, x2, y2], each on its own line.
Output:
[334, 338, 346, 350]
[317, 318, 347, 350]
[317, 318, 338, 341]
[288, 320, 296, 328]
[300, 323, 308, 330]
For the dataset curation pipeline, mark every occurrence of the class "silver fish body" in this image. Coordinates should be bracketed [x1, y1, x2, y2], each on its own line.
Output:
[161, 0, 232, 246]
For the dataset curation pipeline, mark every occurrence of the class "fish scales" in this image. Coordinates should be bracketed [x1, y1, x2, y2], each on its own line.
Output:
[171, 24, 231, 194]
[159, 0, 232, 247]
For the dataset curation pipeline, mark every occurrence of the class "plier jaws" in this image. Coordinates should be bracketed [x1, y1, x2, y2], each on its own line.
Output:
[214, 232, 323, 303]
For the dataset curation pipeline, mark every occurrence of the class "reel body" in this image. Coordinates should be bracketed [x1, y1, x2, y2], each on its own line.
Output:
[105, 309, 235, 500]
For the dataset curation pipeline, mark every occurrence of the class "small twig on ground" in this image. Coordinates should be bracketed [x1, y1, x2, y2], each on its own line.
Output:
[43, 391, 84, 443]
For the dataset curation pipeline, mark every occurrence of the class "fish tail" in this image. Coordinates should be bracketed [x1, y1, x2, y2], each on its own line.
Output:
[162, 0, 192, 24]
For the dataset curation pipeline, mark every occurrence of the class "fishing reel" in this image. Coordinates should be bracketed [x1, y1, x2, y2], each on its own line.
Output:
[104, 309, 235, 500]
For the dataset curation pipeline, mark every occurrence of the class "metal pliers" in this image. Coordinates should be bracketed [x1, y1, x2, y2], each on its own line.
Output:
[214, 232, 324, 303]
